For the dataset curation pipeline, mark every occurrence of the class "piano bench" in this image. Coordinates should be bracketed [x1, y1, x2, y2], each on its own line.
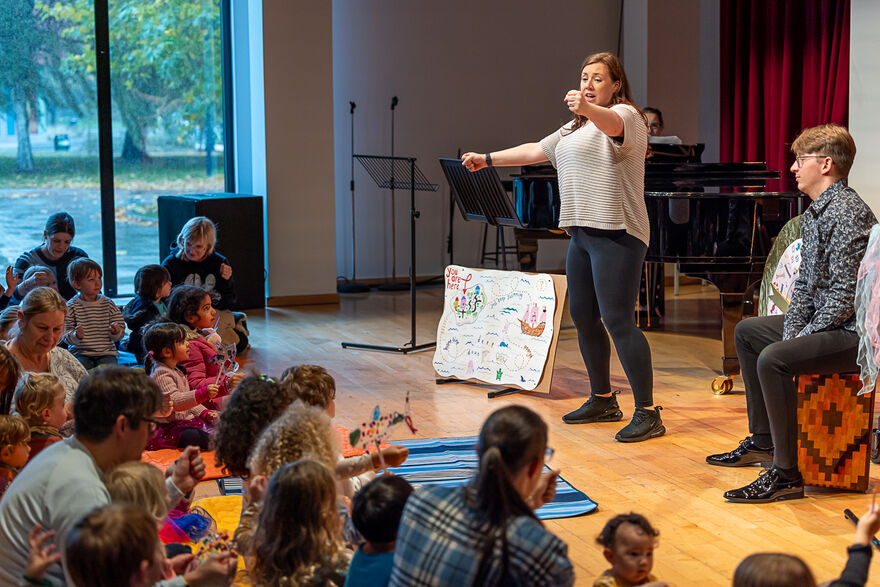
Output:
[796, 373, 873, 492]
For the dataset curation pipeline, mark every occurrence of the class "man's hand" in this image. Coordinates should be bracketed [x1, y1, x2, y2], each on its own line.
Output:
[109, 322, 122, 336]
[169, 446, 206, 493]
[219, 263, 233, 280]
[75, 325, 84, 339]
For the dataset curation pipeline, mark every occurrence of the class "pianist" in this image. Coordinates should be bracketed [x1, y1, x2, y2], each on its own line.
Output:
[643, 107, 681, 145]
[462, 52, 665, 443]
[706, 124, 877, 503]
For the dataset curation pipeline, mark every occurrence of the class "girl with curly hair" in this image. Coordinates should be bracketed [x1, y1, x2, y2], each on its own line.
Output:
[251, 459, 349, 586]
[234, 401, 341, 573]
[212, 374, 295, 479]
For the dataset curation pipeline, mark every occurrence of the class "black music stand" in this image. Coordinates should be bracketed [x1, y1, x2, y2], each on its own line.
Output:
[439, 158, 524, 269]
[341, 155, 439, 354]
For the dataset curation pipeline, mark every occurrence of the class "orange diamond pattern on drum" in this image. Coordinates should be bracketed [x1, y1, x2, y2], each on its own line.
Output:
[797, 374, 873, 492]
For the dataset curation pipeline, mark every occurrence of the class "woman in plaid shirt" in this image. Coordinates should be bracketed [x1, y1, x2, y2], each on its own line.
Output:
[389, 406, 574, 586]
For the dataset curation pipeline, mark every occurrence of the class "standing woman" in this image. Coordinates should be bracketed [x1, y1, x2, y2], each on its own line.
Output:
[462, 52, 662, 442]
[12, 212, 89, 301]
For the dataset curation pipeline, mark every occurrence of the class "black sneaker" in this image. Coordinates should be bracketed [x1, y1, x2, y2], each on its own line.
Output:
[562, 391, 623, 424]
[723, 466, 804, 503]
[706, 437, 774, 467]
[615, 406, 665, 442]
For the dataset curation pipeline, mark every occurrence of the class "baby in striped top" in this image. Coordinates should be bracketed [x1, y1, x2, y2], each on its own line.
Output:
[62, 258, 124, 370]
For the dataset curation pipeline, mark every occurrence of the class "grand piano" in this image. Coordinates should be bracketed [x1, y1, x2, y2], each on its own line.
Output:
[511, 151, 806, 393]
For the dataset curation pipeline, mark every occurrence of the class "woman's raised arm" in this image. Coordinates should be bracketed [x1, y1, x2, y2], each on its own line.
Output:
[461, 142, 548, 172]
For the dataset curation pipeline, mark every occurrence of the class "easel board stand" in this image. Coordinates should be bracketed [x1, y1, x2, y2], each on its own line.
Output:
[434, 268, 567, 398]
[341, 154, 439, 354]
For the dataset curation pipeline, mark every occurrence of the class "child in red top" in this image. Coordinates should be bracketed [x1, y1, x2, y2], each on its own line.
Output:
[167, 285, 243, 408]
[14, 373, 66, 460]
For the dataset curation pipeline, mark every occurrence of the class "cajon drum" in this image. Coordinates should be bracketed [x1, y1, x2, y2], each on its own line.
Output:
[797, 374, 873, 491]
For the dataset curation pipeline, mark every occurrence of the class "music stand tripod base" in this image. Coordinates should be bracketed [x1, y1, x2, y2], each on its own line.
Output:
[341, 154, 439, 356]
[342, 340, 436, 354]
[435, 377, 524, 398]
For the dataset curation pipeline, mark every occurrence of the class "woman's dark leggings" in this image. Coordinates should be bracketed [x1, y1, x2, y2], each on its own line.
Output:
[566, 227, 654, 407]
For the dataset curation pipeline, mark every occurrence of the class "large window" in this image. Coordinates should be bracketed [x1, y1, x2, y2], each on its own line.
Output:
[0, 0, 230, 296]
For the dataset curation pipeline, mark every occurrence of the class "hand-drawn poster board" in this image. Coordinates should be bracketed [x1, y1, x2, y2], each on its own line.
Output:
[433, 265, 567, 396]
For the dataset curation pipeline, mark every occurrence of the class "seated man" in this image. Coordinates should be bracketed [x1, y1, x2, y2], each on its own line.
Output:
[0, 367, 206, 584]
[706, 124, 877, 503]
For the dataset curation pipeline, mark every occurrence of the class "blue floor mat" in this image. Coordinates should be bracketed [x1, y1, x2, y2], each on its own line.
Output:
[388, 436, 597, 519]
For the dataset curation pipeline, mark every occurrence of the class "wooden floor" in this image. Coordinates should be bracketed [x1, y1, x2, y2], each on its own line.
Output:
[223, 282, 879, 586]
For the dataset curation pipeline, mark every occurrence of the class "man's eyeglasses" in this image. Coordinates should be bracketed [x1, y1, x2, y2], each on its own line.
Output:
[794, 155, 828, 169]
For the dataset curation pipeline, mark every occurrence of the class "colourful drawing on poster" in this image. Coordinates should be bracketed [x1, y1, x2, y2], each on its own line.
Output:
[433, 265, 557, 391]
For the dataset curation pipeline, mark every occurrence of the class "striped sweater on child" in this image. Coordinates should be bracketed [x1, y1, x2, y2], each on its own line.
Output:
[63, 294, 124, 357]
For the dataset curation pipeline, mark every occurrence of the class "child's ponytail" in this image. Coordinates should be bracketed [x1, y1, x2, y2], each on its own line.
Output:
[142, 319, 186, 373]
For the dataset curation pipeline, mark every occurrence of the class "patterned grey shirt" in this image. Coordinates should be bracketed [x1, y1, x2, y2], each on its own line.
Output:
[783, 179, 877, 340]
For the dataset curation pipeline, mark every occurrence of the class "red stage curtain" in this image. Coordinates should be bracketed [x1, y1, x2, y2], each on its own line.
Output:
[720, 0, 850, 178]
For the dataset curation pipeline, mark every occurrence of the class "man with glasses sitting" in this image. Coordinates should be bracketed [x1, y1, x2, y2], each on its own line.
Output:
[705, 124, 877, 503]
[0, 367, 207, 585]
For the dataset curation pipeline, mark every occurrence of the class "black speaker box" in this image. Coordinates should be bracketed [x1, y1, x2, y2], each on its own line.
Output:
[157, 193, 265, 309]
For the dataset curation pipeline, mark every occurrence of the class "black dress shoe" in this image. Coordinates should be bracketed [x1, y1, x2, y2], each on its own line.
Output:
[706, 437, 774, 467]
[723, 466, 804, 503]
[562, 391, 623, 424]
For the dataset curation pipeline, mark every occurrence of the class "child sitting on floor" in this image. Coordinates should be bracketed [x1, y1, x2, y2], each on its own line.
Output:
[0, 345, 22, 414]
[0, 414, 30, 499]
[167, 285, 243, 404]
[594, 513, 663, 587]
[235, 400, 342, 565]
[143, 320, 219, 450]
[162, 216, 248, 354]
[123, 264, 172, 364]
[346, 475, 413, 587]
[62, 257, 125, 370]
[15, 373, 65, 460]
[107, 460, 215, 549]
[211, 374, 295, 509]
[247, 459, 350, 586]
[280, 364, 409, 498]
[65, 503, 237, 587]
[22, 265, 57, 293]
